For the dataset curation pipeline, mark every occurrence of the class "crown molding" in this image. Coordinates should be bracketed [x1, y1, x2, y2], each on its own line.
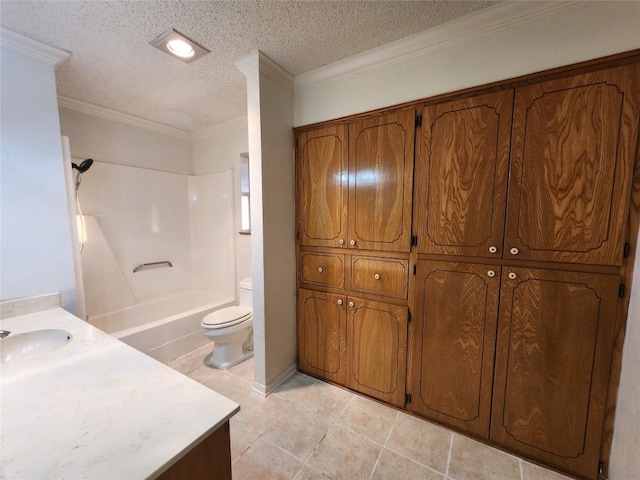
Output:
[295, 1, 577, 88]
[235, 50, 294, 91]
[58, 96, 192, 141]
[0, 27, 71, 65]
[191, 116, 248, 141]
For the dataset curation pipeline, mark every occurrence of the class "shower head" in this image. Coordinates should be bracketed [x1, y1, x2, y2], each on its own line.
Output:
[72, 159, 94, 173]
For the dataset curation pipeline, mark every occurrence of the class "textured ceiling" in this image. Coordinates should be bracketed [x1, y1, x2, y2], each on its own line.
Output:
[1, 1, 498, 132]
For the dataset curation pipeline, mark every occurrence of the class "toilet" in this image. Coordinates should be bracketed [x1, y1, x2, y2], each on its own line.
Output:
[201, 277, 253, 370]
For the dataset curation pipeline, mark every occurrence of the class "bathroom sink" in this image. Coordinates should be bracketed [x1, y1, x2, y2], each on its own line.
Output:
[0, 329, 73, 363]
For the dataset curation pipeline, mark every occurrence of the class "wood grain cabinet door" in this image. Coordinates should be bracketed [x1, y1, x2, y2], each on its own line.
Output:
[504, 64, 640, 266]
[300, 252, 345, 289]
[296, 125, 348, 248]
[409, 261, 500, 437]
[346, 297, 408, 406]
[350, 255, 409, 299]
[415, 91, 513, 258]
[491, 268, 619, 479]
[297, 289, 347, 385]
[348, 109, 415, 252]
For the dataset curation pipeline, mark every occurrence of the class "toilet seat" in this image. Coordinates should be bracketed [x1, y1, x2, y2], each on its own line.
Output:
[201, 306, 252, 329]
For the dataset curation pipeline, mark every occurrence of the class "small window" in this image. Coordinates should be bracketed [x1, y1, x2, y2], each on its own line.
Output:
[240, 153, 250, 234]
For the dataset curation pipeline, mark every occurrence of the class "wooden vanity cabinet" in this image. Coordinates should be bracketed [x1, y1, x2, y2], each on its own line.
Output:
[409, 261, 500, 437]
[491, 268, 619, 479]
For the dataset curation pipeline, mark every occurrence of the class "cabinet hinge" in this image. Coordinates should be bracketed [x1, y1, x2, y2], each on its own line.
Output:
[619, 284, 626, 298]
[405, 393, 412, 405]
[415, 115, 422, 128]
[413, 264, 417, 275]
[624, 242, 631, 257]
[296, 231, 299, 240]
[411, 235, 418, 246]
[598, 461, 605, 478]
[407, 308, 411, 323]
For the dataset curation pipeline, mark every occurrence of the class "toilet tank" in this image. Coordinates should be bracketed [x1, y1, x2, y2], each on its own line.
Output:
[238, 277, 253, 308]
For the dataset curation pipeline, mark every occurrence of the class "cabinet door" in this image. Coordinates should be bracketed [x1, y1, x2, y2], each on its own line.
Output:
[409, 261, 500, 437]
[504, 64, 640, 266]
[415, 91, 512, 258]
[296, 125, 348, 248]
[297, 289, 347, 385]
[491, 268, 619, 479]
[348, 109, 415, 252]
[346, 297, 408, 406]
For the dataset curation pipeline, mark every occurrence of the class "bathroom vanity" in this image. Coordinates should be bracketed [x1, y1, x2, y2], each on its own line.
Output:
[0, 306, 239, 479]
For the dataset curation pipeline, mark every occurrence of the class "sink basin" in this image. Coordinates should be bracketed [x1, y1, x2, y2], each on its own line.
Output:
[1, 329, 73, 363]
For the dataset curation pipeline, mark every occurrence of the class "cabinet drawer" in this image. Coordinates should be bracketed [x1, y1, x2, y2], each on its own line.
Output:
[300, 253, 345, 288]
[351, 256, 409, 299]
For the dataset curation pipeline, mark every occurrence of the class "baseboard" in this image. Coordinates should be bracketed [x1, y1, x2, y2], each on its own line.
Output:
[252, 363, 297, 397]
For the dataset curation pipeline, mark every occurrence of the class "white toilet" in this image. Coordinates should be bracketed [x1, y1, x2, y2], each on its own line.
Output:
[201, 277, 253, 370]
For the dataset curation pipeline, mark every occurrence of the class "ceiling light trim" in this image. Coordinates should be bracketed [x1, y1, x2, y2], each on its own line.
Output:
[150, 28, 209, 64]
[58, 96, 191, 141]
[0, 27, 70, 65]
[294, 1, 577, 89]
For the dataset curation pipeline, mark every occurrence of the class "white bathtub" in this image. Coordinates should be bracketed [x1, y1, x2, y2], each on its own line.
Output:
[88, 291, 235, 362]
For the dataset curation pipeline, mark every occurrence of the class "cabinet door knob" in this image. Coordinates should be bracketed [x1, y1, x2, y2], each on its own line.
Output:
[348, 301, 354, 307]
[318, 267, 323, 273]
[337, 299, 343, 305]
[487, 270, 496, 277]
[508, 272, 517, 280]
[374, 273, 381, 280]
[510, 247, 519, 255]
[339, 239, 345, 245]
[488, 246, 498, 254]
[350, 240, 356, 246]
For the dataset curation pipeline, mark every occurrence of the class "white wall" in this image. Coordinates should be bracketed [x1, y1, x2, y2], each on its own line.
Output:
[59, 108, 193, 174]
[292, 2, 640, 476]
[192, 118, 252, 283]
[0, 45, 77, 312]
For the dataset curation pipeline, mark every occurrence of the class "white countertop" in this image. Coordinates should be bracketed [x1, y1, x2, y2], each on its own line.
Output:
[0, 308, 239, 480]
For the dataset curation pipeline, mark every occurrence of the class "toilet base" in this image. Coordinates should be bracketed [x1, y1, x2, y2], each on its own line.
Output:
[205, 328, 253, 370]
[207, 349, 253, 370]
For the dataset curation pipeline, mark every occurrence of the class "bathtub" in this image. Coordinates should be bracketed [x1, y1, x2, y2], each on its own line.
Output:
[88, 291, 235, 362]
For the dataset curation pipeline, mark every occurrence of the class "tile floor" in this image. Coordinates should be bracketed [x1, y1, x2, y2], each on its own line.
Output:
[166, 345, 573, 480]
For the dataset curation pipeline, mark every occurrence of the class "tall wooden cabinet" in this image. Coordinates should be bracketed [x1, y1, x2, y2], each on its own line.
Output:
[296, 56, 640, 480]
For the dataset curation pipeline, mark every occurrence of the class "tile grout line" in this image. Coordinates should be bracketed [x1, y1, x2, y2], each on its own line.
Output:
[382, 444, 448, 478]
[519, 458, 524, 480]
[367, 411, 400, 480]
[444, 433, 455, 479]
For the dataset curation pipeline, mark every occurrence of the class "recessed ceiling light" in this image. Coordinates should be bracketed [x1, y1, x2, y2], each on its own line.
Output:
[150, 28, 209, 64]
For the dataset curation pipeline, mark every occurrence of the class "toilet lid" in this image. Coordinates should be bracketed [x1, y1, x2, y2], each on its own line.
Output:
[201, 306, 252, 328]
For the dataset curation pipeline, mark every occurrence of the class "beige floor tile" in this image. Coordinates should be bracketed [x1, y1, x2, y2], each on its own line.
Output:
[448, 434, 521, 480]
[293, 465, 331, 480]
[165, 344, 211, 375]
[233, 436, 302, 480]
[297, 380, 354, 422]
[273, 371, 318, 404]
[187, 364, 230, 386]
[385, 412, 451, 473]
[306, 426, 382, 479]
[189, 366, 252, 403]
[521, 460, 574, 480]
[371, 448, 445, 480]
[230, 419, 259, 463]
[262, 405, 331, 461]
[234, 390, 292, 435]
[231, 358, 255, 383]
[336, 395, 398, 445]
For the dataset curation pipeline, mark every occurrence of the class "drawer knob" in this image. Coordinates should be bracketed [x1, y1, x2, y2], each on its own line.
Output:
[488, 246, 498, 254]
[510, 247, 519, 255]
[508, 272, 517, 280]
[350, 240, 356, 246]
[337, 299, 343, 305]
[348, 301, 354, 307]
[318, 267, 323, 273]
[374, 273, 381, 280]
[339, 239, 345, 245]
[487, 270, 496, 277]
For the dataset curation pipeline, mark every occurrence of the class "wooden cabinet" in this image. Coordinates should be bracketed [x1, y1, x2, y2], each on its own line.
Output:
[415, 91, 513, 258]
[347, 298, 408, 407]
[504, 65, 640, 266]
[409, 261, 500, 437]
[491, 268, 619, 478]
[297, 289, 346, 385]
[350, 255, 409, 299]
[300, 252, 345, 288]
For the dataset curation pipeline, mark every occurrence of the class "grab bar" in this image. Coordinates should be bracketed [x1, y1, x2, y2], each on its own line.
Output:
[133, 261, 173, 273]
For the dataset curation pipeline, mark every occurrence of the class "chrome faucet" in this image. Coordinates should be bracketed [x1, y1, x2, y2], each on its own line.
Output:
[0, 330, 10, 338]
